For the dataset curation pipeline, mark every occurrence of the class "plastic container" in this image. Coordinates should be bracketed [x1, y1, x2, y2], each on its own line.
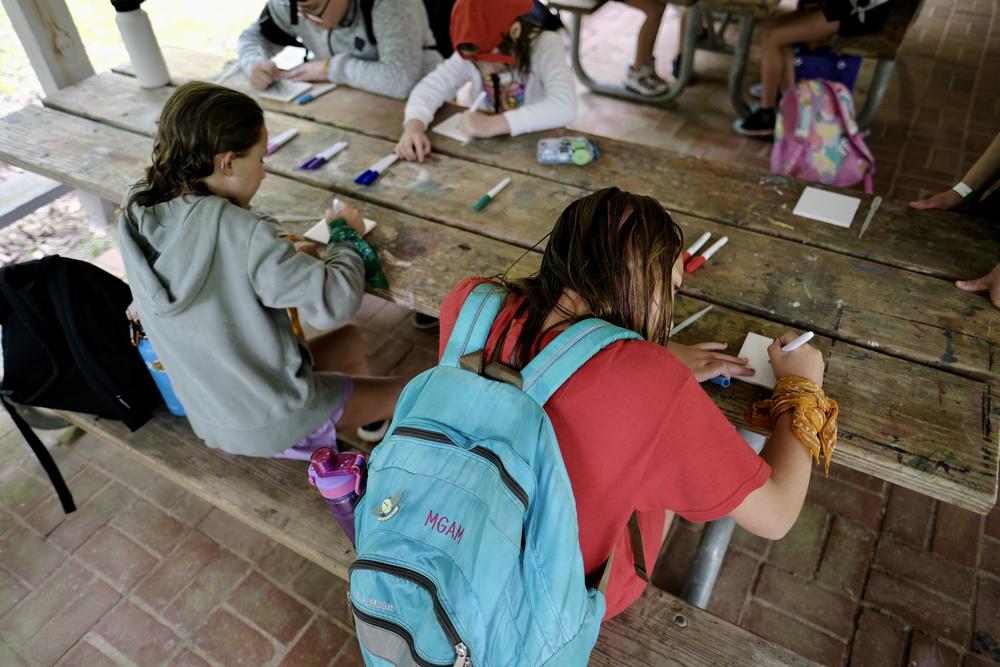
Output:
[135, 336, 185, 416]
[537, 137, 599, 166]
[793, 45, 862, 91]
[307, 448, 367, 545]
[112, 0, 170, 88]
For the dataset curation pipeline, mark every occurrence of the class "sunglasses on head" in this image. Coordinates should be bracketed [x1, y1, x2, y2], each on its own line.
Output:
[280, 0, 331, 25]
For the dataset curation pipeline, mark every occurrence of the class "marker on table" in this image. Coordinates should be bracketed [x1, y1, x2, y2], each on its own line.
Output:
[685, 236, 728, 274]
[296, 83, 337, 105]
[780, 331, 815, 352]
[710, 375, 731, 388]
[682, 232, 711, 264]
[468, 90, 488, 114]
[668, 305, 713, 338]
[354, 153, 398, 186]
[473, 177, 511, 211]
[266, 128, 299, 156]
[300, 140, 348, 170]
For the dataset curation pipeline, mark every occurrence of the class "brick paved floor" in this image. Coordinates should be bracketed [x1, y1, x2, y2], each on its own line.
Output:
[2, 0, 999, 664]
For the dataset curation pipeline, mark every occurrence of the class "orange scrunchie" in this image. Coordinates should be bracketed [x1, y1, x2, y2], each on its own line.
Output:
[748, 376, 839, 475]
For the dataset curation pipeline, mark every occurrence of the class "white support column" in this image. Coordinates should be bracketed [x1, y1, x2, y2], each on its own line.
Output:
[1, 0, 95, 95]
[2, 0, 118, 227]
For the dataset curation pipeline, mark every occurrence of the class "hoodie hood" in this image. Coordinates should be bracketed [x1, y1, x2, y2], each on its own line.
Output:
[118, 194, 224, 316]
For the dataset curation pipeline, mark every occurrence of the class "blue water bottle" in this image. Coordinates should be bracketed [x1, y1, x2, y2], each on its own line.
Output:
[131, 321, 185, 416]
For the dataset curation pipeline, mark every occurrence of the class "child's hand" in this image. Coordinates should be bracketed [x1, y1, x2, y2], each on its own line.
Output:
[458, 111, 509, 139]
[396, 120, 432, 162]
[286, 59, 329, 83]
[325, 204, 366, 236]
[250, 61, 281, 90]
[667, 341, 754, 383]
[909, 188, 965, 211]
[769, 333, 824, 386]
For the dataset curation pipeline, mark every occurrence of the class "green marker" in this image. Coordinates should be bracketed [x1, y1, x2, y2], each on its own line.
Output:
[473, 176, 512, 211]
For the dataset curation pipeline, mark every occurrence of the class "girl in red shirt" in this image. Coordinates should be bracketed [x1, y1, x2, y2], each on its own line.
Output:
[438, 187, 827, 619]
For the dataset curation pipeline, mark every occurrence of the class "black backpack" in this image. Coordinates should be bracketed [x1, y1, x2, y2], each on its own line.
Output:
[0, 256, 160, 513]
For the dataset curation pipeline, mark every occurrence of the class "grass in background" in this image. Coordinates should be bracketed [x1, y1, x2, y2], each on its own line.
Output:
[0, 0, 261, 114]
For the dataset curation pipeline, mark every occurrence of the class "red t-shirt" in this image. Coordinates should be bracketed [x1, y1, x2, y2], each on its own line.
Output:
[438, 279, 771, 619]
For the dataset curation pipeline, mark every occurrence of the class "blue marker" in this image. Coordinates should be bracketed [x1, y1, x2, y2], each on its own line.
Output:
[710, 375, 731, 388]
[296, 83, 337, 105]
[354, 153, 398, 186]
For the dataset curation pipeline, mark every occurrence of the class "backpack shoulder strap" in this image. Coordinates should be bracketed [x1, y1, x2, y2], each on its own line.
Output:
[439, 283, 507, 368]
[520, 318, 641, 406]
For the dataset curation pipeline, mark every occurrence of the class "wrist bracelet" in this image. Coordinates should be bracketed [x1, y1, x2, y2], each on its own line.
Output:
[952, 182, 974, 199]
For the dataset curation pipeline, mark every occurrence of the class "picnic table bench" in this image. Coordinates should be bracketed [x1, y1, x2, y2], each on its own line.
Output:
[2, 52, 997, 513]
[0, 109, 823, 664]
[0, 43, 995, 663]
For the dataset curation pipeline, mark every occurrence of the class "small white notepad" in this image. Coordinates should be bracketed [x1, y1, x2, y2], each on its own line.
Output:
[793, 186, 861, 228]
[735, 332, 777, 390]
[257, 80, 312, 103]
[432, 113, 471, 144]
[304, 217, 377, 243]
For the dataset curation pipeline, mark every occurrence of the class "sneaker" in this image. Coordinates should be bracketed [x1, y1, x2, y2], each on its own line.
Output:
[357, 420, 389, 443]
[412, 312, 439, 330]
[733, 108, 776, 138]
[625, 61, 670, 97]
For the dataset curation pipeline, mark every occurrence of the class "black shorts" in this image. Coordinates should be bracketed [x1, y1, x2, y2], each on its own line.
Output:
[822, 0, 893, 37]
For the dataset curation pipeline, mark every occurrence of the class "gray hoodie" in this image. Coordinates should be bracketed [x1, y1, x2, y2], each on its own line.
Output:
[237, 0, 442, 100]
[117, 193, 365, 456]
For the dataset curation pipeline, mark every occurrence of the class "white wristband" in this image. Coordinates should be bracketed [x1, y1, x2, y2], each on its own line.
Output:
[952, 182, 974, 198]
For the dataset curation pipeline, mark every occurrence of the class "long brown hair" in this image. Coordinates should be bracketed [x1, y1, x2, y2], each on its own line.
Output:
[125, 82, 264, 218]
[498, 188, 684, 367]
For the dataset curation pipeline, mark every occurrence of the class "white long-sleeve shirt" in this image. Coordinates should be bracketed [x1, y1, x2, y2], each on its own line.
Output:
[403, 30, 577, 137]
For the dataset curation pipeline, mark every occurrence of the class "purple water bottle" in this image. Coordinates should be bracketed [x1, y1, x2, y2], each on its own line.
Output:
[307, 448, 366, 545]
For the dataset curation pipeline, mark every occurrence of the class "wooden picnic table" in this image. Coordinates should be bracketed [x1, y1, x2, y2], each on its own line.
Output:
[0, 51, 995, 517]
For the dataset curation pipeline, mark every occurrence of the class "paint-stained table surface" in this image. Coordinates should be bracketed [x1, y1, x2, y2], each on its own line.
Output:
[0, 51, 995, 516]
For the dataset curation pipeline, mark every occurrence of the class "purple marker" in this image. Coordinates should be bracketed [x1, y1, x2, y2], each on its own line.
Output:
[266, 128, 299, 156]
[307, 448, 366, 545]
[300, 140, 348, 170]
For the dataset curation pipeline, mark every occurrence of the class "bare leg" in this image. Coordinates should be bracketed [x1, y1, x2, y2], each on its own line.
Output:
[758, 10, 839, 109]
[626, 0, 667, 66]
[306, 325, 407, 429]
[337, 375, 409, 430]
[307, 325, 370, 375]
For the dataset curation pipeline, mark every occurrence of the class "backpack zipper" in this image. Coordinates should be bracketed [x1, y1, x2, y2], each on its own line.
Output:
[351, 559, 469, 665]
[350, 598, 457, 667]
[391, 426, 529, 509]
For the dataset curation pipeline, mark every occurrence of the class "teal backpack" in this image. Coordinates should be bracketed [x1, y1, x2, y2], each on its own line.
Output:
[350, 284, 644, 666]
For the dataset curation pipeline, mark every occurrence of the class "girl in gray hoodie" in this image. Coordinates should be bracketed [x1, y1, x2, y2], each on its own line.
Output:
[118, 82, 407, 458]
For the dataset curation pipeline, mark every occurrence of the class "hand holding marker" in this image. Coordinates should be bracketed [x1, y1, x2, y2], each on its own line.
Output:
[300, 140, 348, 170]
[667, 305, 733, 388]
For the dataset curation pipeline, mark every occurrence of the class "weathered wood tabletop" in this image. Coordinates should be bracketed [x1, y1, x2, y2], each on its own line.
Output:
[0, 50, 995, 515]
